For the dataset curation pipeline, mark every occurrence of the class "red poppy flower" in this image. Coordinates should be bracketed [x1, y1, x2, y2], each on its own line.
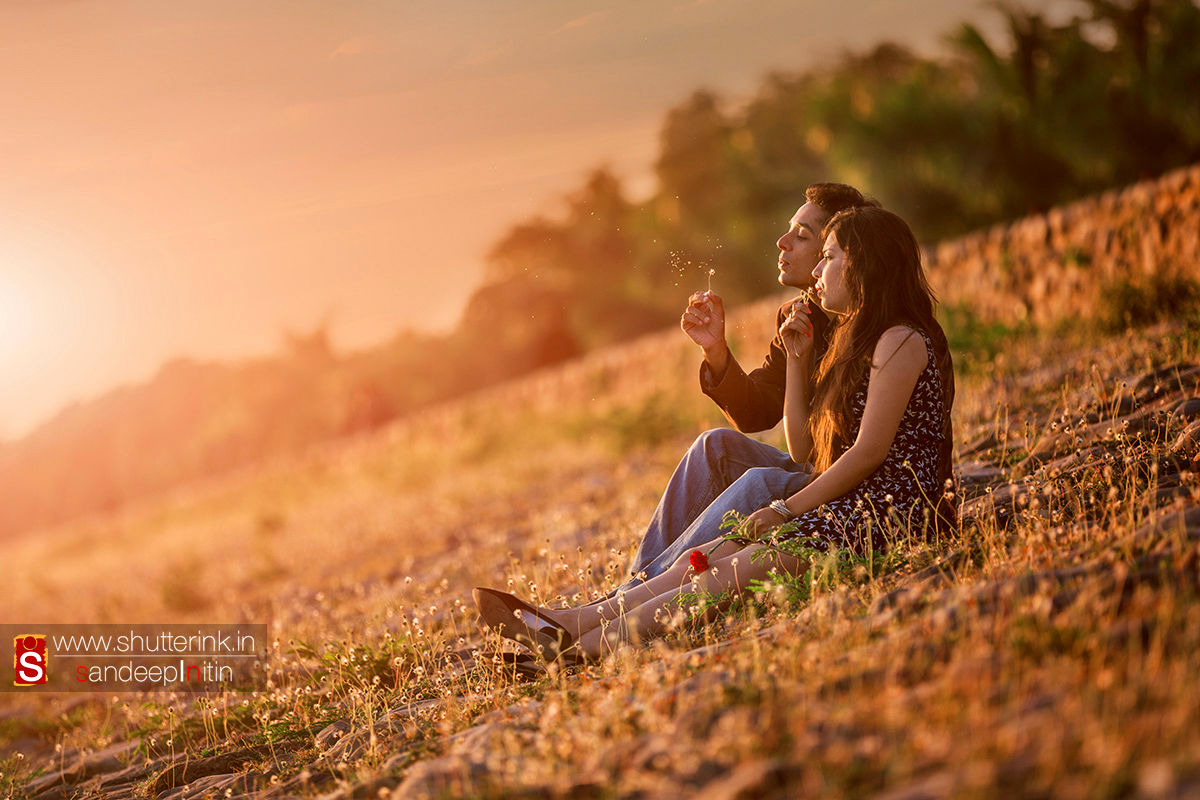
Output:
[689, 550, 709, 572]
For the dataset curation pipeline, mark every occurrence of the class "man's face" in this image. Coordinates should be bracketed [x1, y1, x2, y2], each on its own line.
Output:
[775, 202, 828, 289]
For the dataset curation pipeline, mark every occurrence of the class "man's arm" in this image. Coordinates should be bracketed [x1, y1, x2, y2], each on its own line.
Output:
[700, 301, 831, 434]
[682, 290, 782, 432]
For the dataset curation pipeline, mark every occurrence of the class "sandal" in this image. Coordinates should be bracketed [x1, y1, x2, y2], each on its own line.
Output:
[472, 588, 584, 663]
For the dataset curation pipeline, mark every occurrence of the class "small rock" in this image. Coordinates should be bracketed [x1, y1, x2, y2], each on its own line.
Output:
[322, 700, 441, 763]
[390, 756, 490, 800]
[1132, 362, 1200, 402]
[1137, 759, 1176, 797]
[1131, 505, 1200, 539]
[386, 721, 521, 800]
[381, 751, 410, 772]
[1173, 397, 1200, 421]
[959, 431, 998, 458]
[650, 669, 736, 718]
[28, 786, 76, 800]
[469, 698, 542, 728]
[960, 484, 1020, 528]
[316, 719, 352, 748]
[156, 771, 271, 800]
[1108, 391, 1138, 418]
[263, 767, 334, 797]
[870, 770, 957, 799]
[323, 728, 372, 763]
[693, 758, 793, 800]
[955, 461, 1005, 492]
[1027, 431, 1069, 461]
[152, 744, 272, 794]
[23, 740, 139, 795]
[440, 721, 509, 766]
[1170, 420, 1200, 459]
[313, 773, 402, 800]
[1036, 445, 1110, 478]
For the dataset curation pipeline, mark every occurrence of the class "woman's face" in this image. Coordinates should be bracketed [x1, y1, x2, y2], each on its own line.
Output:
[812, 232, 851, 314]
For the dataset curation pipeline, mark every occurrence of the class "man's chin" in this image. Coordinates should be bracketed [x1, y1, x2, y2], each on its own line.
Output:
[778, 272, 810, 290]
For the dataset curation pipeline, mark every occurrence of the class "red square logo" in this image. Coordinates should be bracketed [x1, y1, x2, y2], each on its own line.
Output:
[14, 634, 48, 686]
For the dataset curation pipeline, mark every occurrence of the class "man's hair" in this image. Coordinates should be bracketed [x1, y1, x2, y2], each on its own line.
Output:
[804, 182, 879, 216]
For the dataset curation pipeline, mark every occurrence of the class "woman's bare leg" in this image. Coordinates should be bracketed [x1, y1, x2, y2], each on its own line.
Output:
[575, 544, 807, 659]
[535, 537, 744, 639]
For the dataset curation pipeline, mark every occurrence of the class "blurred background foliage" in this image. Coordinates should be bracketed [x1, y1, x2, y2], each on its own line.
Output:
[2, 0, 1199, 536]
[470, 0, 1200, 341]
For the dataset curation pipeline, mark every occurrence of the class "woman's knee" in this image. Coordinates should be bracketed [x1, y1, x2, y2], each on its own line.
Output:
[670, 538, 739, 571]
[735, 544, 806, 580]
[760, 547, 806, 578]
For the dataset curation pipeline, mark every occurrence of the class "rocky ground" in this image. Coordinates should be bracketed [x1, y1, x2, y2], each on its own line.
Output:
[5, 319, 1200, 799]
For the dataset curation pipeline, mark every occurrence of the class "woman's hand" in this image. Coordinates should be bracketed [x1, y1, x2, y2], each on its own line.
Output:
[779, 296, 814, 361]
[742, 506, 787, 538]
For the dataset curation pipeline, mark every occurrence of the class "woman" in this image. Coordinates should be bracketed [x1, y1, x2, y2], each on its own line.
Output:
[474, 205, 955, 662]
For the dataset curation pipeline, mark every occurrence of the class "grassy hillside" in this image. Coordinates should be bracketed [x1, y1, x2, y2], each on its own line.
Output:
[3, 308, 1200, 798]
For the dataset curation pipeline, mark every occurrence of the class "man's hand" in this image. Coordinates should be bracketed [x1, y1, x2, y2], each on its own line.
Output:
[682, 291, 729, 375]
[779, 296, 815, 362]
[681, 290, 725, 349]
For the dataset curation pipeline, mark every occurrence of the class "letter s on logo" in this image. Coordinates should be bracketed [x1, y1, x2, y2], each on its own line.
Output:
[17, 651, 45, 684]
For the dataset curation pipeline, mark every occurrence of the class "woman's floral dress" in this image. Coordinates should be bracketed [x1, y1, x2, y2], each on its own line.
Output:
[776, 329, 947, 555]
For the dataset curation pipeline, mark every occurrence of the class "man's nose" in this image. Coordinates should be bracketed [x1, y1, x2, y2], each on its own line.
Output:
[777, 232, 790, 251]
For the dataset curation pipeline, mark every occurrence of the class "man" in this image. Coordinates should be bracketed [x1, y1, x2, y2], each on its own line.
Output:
[616, 183, 879, 590]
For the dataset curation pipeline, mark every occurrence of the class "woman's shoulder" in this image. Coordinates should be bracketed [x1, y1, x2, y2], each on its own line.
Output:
[871, 325, 929, 372]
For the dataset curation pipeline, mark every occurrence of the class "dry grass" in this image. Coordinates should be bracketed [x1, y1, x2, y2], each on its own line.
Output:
[3, 313, 1200, 799]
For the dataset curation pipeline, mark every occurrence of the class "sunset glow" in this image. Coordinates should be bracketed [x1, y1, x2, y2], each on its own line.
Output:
[0, 0, 1071, 440]
[0, 264, 42, 374]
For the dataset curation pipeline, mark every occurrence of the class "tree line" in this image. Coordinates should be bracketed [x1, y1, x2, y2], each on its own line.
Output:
[465, 0, 1200, 369]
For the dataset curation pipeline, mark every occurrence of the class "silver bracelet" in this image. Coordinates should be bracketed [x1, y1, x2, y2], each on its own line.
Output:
[769, 499, 796, 520]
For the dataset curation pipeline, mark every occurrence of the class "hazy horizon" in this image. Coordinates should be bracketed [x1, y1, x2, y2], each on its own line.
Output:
[0, 0, 1082, 442]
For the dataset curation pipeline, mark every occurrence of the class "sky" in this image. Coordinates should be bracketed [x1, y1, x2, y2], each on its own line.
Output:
[0, 0, 1081, 441]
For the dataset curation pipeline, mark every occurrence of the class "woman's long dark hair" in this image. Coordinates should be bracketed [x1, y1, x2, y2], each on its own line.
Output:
[809, 207, 956, 520]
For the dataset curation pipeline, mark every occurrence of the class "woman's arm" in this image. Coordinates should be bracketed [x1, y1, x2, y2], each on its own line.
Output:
[783, 348, 814, 464]
[779, 326, 927, 516]
[778, 297, 816, 463]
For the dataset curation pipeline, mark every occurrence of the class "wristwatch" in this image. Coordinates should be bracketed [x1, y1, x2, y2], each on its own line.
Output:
[769, 499, 797, 521]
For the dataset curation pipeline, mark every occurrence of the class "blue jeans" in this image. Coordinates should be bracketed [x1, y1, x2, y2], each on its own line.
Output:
[610, 428, 810, 596]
